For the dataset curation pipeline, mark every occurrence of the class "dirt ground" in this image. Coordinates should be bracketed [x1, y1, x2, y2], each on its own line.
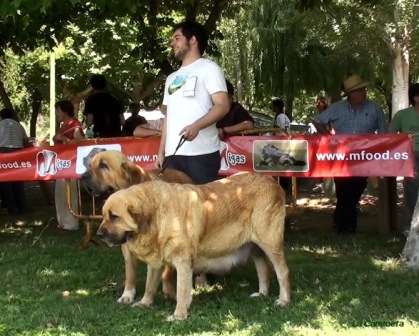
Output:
[6, 177, 405, 236]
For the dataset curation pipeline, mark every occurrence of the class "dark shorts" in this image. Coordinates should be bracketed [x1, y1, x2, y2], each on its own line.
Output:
[164, 151, 221, 185]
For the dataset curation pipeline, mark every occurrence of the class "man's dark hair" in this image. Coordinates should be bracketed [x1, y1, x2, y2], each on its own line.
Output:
[0, 108, 14, 120]
[129, 102, 141, 114]
[172, 20, 208, 56]
[408, 83, 419, 106]
[90, 74, 107, 91]
[272, 99, 285, 111]
[226, 80, 234, 96]
[55, 100, 75, 117]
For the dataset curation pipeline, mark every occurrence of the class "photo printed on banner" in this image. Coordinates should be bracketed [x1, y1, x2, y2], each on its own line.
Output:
[253, 140, 309, 172]
[76, 144, 122, 174]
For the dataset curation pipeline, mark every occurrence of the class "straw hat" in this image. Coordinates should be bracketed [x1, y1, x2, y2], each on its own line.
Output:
[342, 75, 369, 96]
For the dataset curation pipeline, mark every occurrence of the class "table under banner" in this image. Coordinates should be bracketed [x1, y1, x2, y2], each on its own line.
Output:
[0, 134, 413, 181]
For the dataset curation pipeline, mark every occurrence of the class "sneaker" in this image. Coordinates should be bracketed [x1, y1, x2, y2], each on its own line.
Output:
[312, 184, 324, 193]
[403, 230, 410, 238]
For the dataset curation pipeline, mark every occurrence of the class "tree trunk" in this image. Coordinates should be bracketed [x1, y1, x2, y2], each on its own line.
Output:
[402, 197, 419, 269]
[0, 78, 13, 109]
[237, 79, 243, 104]
[30, 89, 43, 137]
[331, 82, 342, 104]
[0, 78, 18, 120]
[285, 95, 293, 122]
[391, 43, 409, 117]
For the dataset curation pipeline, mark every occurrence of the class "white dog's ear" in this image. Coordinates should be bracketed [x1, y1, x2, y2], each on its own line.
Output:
[127, 204, 150, 234]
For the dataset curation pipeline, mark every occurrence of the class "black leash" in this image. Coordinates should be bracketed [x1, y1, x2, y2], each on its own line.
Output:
[155, 136, 186, 181]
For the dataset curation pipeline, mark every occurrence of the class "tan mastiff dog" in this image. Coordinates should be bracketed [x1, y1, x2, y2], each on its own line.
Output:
[97, 172, 291, 321]
[81, 150, 193, 302]
[81, 150, 193, 196]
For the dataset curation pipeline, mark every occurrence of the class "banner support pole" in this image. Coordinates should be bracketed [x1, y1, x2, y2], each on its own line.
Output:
[49, 51, 56, 145]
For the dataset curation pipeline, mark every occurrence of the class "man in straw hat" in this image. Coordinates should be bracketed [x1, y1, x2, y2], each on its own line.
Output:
[311, 75, 387, 235]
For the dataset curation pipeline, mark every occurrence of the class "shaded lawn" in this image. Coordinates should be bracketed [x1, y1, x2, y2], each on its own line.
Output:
[0, 181, 418, 335]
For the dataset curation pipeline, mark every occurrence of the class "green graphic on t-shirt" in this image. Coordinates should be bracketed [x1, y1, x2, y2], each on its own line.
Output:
[168, 75, 188, 95]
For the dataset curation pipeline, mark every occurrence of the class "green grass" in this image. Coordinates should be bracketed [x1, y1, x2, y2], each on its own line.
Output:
[0, 184, 418, 335]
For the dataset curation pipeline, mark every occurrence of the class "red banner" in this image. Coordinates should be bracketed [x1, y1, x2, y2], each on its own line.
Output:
[0, 134, 413, 181]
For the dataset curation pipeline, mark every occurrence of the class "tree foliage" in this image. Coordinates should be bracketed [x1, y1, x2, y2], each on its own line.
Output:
[0, 0, 245, 127]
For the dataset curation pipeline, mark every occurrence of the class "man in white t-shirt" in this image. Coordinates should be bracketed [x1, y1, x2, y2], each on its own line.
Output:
[156, 20, 230, 184]
[272, 99, 290, 130]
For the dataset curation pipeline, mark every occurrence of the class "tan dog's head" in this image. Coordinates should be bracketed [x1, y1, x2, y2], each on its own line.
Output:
[81, 150, 147, 196]
[96, 185, 152, 246]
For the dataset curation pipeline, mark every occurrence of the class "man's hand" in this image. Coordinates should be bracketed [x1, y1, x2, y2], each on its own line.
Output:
[180, 123, 200, 141]
[155, 153, 164, 169]
[218, 128, 225, 140]
[55, 134, 69, 143]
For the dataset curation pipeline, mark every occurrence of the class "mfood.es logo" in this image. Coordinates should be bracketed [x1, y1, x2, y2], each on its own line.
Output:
[36, 149, 72, 177]
[219, 141, 246, 171]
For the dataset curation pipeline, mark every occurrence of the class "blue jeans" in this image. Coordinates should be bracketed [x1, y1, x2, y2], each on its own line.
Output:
[0, 147, 26, 214]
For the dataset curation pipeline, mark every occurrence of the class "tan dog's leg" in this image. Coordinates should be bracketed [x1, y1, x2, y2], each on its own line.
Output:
[259, 245, 291, 306]
[118, 244, 138, 304]
[162, 266, 176, 299]
[249, 253, 271, 297]
[132, 265, 163, 307]
[167, 262, 193, 321]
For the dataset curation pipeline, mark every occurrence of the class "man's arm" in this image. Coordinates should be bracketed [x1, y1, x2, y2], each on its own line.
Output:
[376, 107, 388, 134]
[133, 125, 162, 138]
[21, 126, 31, 147]
[155, 105, 167, 168]
[311, 104, 335, 135]
[180, 91, 230, 141]
[223, 120, 254, 134]
[388, 112, 401, 133]
[310, 120, 331, 135]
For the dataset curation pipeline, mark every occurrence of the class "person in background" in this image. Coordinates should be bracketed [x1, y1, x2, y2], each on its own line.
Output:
[311, 75, 387, 235]
[0, 108, 29, 214]
[312, 96, 330, 193]
[216, 79, 254, 139]
[122, 102, 147, 136]
[133, 111, 164, 138]
[83, 74, 125, 138]
[53, 100, 85, 231]
[316, 96, 328, 113]
[389, 83, 419, 237]
[272, 99, 291, 130]
[271, 99, 292, 191]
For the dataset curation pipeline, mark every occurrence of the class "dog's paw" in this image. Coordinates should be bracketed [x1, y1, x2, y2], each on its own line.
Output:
[162, 283, 176, 300]
[117, 289, 136, 304]
[194, 273, 209, 288]
[166, 312, 187, 322]
[131, 300, 152, 308]
[274, 298, 290, 307]
[163, 291, 176, 300]
[118, 295, 134, 304]
[249, 292, 267, 298]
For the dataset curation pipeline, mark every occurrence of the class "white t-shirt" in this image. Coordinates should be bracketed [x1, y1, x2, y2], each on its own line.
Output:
[162, 58, 227, 156]
[276, 114, 291, 129]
